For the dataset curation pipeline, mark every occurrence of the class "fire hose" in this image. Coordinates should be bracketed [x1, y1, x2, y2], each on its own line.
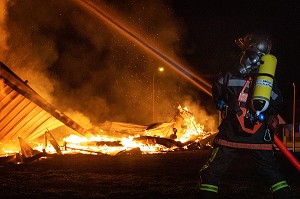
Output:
[274, 135, 300, 172]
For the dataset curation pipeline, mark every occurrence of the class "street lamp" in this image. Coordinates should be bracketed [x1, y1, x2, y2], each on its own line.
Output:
[152, 67, 164, 123]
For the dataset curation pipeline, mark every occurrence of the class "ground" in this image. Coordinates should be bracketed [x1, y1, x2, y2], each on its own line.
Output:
[0, 150, 299, 199]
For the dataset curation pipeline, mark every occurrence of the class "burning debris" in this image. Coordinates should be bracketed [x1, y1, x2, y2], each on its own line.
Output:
[0, 62, 216, 165]
[0, 105, 216, 164]
[50, 105, 215, 156]
[65, 105, 215, 154]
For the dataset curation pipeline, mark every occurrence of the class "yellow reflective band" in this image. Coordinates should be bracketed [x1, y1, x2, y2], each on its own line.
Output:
[200, 147, 219, 171]
[271, 181, 289, 192]
[200, 184, 218, 193]
[211, 147, 219, 160]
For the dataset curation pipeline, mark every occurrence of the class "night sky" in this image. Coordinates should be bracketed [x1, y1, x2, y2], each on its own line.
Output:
[169, 0, 300, 123]
[1, 0, 299, 127]
[169, 0, 300, 99]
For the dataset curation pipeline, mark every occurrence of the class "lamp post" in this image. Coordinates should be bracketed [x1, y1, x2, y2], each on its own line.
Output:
[152, 67, 164, 123]
[292, 83, 296, 152]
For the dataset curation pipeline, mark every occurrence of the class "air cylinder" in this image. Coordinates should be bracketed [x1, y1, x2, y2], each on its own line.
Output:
[252, 54, 277, 116]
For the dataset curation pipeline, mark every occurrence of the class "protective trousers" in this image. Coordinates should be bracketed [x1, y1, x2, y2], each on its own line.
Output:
[197, 145, 293, 199]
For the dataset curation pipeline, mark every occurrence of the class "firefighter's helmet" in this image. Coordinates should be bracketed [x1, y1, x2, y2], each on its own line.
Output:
[235, 33, 272, 54]
[235, 33, 272, 76]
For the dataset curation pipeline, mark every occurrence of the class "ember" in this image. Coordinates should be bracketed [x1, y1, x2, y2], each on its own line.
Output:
[1, 104, 216, 164]
[47, 105, 214, 155]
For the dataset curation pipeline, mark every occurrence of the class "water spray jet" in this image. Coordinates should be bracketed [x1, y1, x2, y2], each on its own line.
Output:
[73, 0, 212, 97]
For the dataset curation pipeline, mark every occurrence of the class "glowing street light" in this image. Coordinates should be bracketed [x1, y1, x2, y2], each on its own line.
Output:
[153, 67, 164, 122]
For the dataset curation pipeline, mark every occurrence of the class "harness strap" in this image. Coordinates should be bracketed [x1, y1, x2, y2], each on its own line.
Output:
[236, 107, 262, 134]
[237, 76, 251, 106]
[214, 138, 273, 150]
[236, 76, 262, 134]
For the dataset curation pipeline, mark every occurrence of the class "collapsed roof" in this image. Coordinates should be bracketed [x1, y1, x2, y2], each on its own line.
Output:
[0, 62, 216, 160]
[0, 62, 87, 153]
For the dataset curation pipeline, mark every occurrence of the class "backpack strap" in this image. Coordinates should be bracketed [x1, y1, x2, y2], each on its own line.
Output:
[236, 77, 262, 134]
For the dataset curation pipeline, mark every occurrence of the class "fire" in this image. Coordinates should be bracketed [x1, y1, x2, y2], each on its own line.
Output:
[177, 106, 207, 143]
[120, 136, 162, 154]
[41, 105, 212, 155]
[0, 105, 216, 163]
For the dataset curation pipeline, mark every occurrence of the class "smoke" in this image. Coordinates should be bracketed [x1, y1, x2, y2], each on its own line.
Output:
[0, 1, 9, 52]
[0, 0, 217, 130]
[0, 0, 58, 102]
[181, 96, 218, 132]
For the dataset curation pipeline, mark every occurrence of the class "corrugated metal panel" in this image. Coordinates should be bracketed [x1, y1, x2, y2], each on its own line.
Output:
[0, 62, 87, 153]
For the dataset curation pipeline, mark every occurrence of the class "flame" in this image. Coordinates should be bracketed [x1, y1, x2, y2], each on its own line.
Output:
[177, 105, 207, 143]
[46, 105, 212, 155]
[1, 105, 214, 158]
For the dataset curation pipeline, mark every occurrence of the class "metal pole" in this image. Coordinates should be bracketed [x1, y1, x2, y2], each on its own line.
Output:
[292, 83, 296, 152]
[152, 72, 155, 123]
[152, 67, 164, 123]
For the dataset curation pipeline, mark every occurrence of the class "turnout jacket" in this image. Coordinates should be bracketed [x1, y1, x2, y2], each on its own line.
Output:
[212, 71, 283, 144]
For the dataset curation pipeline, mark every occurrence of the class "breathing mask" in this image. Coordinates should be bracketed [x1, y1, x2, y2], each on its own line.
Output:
[235, 33, 272, 76]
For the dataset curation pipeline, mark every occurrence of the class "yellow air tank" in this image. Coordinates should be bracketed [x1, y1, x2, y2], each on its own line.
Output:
[252, 54, 277, 116]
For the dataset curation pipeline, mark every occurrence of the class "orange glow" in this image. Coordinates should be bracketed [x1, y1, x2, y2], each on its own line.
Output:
[29, 105, 214, 156]
[73, 0, 212, 96]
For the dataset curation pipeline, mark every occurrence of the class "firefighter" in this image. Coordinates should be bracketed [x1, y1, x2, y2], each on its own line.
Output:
[197, 33, 293, 198]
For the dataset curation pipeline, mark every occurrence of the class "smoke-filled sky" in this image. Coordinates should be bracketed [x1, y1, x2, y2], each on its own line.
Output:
[1, 0, 299, 129]
[0, 0, 217, 130]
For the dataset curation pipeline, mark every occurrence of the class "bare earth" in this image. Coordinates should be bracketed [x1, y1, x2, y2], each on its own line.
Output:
[0, 150, 299, 199]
